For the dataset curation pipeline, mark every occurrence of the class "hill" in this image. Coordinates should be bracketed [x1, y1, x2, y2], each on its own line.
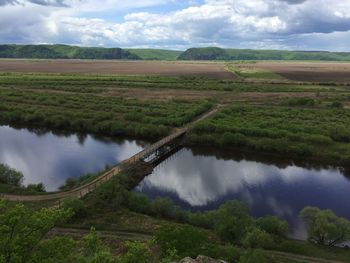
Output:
[178, 47, 350, 61]
[0, 44, 140, 60]
[126, 49, 182, 60]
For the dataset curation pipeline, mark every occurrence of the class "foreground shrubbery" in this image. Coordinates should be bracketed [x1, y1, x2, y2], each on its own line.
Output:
[188, 105, 350, 164]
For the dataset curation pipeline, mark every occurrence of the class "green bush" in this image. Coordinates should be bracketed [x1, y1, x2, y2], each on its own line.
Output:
[242, 228, 273, 249]
[62, 197, 86, 219]
[256, 216, 289, 238]
[0, 164, 23, 186]
[154, 224, 209, 258]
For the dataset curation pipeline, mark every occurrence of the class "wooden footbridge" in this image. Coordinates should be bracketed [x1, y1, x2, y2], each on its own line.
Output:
[1, 107, 219, 203]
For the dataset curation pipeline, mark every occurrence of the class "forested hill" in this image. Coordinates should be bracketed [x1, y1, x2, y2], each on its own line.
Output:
[178, 47, 350, 61]
[1, 44, 350, 61]
[0, 44, 140, 60]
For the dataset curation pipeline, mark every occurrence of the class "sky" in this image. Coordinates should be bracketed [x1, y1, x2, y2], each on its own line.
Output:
[0, 0, 350, 51]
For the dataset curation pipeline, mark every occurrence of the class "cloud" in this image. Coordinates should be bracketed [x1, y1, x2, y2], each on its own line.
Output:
[0, 0, 67, 6]
[0, 0, 349, 51]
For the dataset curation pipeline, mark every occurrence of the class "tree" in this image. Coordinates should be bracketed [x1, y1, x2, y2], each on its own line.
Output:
[256, 216, 289, 238]
[212, 201, 253, 243]
[0, 199, 72, 263]
[299, 206, 350, 246]
[242, 228, 273, 249]
[0, 164, 23, 186]
[62, 197, 86, 219]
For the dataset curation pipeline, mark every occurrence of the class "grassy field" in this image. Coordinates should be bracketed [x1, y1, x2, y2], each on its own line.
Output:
[0, 87, 212, 139]
[188, 105, 350, 165]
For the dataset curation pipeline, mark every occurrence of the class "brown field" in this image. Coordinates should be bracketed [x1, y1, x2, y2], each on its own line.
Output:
[254, 61, 350, 82]
[0, 59, 234, 79]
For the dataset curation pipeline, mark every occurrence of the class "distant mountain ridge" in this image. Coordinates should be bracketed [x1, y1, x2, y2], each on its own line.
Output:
[178, 47, 350, 61]
[1, 44, 350, 61]
[0, 44, 139, 60]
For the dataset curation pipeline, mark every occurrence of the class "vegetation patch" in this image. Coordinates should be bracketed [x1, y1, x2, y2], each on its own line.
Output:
[188, 105, 350, 165]
[0, 88, 212, 139]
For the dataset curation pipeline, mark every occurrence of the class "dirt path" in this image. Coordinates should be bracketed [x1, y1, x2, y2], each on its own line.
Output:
[48, 227, 151, 241]
[267, 250, 347, 263]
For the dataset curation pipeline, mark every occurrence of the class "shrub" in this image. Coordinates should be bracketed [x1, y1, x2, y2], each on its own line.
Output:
[26, 183, 46, 193]
[242, 228, 273, 249]
[61, 197, 86, 219]
[0, 164, 23, 186]
[256, 216, 289, 238]
[150, 197, 175, 218]
[119, 241, 152, 263]
[212, 201, 253, 243]
[154, 224, 208, 258]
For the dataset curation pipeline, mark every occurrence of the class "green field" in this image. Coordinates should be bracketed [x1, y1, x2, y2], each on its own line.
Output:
[188, 105, 350, 165]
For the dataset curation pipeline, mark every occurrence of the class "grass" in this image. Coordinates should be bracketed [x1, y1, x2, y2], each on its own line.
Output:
[0, 72, 334, 93]
[188, 105, 350, 165]
[0, 87, 212, 139]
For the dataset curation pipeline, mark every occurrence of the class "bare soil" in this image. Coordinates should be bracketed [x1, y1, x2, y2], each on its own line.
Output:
[254, 61, 350, 82]
[0, 59, 234, 80]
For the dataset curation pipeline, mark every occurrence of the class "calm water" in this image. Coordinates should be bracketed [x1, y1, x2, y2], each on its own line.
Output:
[136, 147, 350, 239]
[0, 125, 145, 191]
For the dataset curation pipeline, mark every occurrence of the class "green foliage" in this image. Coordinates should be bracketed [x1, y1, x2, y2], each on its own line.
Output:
[0, 87, 211, 140]
[179, 47, 350, 61]
[0, 44, 139, 60]
[284, 98, 316, 106]
[242, 228, 273, 249]
[79, 228, 115, 263]
[238, 250, 274, 263]
[126, 49, 182, 60]
[119, 241, 152, 263]
[330, 101, 344, 108]
[256, 216, 289, 238]
[30, 236, 77, 263]
[189, 105, 350, 163]
[0, 164, 23, 186]
[62, 197, 86, 219]
[154, 224, 208, 258]
[299, 207, 350, 246]
[0, 199, 73, 263]
[25, 183, 46, 193]
[212, 201, 253, 243]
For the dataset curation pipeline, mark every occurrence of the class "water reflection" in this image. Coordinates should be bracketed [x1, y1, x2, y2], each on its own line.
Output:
[0, 125, 145, 191]
[136, 147, 350, 239]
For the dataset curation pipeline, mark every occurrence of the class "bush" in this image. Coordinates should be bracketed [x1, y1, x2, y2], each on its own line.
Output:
[150, 197, 175, 218]
[256, 216, 289, 238]
[242, 228, 273, 249]
[119, 241, 152, 263]
[26, 183, 46, 193]
[154, 224, 209, 258]
[0, 164, 23, 186]
[212, 201, 253, 243]
[62, 197, 86, 219]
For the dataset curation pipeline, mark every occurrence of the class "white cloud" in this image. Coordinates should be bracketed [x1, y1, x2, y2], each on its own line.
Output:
[0, 0, 350, 50]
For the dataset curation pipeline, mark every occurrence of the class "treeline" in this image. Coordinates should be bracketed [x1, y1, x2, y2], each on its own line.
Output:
[2, 44, 350, 61]
[0, 44, 139, 60]
[0, 88, 212, 140]
[178, 47, 350, 61]
[0, 163, 45, 194]
[188, 105, 350, 165]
